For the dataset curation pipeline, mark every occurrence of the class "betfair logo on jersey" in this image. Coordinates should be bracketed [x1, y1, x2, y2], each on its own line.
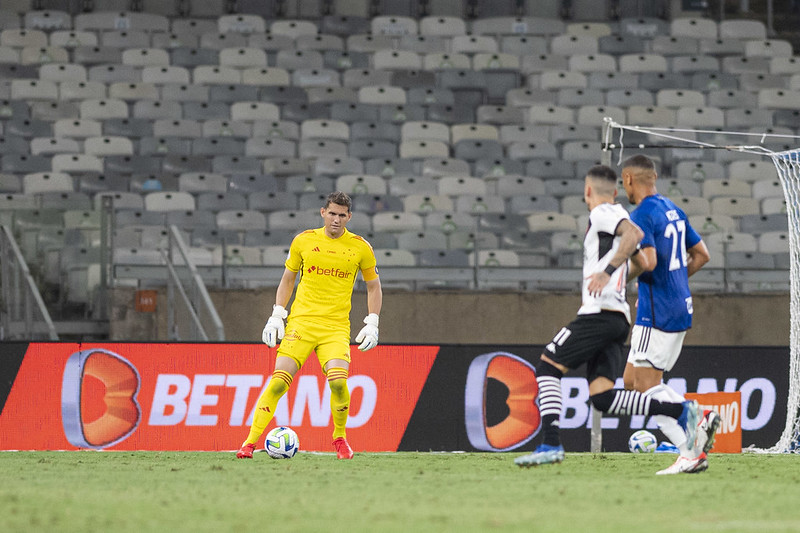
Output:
[306, 265, 352, 278]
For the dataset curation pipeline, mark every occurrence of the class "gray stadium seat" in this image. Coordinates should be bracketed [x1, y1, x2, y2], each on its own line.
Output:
[739, 214, 789, 234]
[197, 192, 248, 212]
[228, 173, 278, 194]
[418, 248, 469, 267]
[138, 137, 192, 155]
[249, 191, 297, 211]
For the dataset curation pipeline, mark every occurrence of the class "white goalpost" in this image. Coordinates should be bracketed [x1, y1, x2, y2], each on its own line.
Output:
[601, 118, 800, 454]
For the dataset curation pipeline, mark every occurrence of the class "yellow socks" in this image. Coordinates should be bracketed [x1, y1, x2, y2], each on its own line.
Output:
[245, 367, 350, 444]
[245, 369, 293, 445]
[327, 367, 349, 440]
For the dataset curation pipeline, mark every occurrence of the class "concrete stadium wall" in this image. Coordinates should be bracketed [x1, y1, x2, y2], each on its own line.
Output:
[109, 288, 790, 346]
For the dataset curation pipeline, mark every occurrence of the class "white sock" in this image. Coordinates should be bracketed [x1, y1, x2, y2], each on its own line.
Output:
[644, 384, 696, 458]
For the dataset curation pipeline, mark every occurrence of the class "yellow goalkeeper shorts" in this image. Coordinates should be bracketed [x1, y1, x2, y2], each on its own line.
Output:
[277, 318, 351, 371]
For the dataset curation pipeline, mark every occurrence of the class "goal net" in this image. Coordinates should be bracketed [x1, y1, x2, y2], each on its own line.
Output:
[602, 118, 800, 453]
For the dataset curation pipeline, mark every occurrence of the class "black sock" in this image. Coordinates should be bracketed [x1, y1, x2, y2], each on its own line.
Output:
[591, 389, 683, 419]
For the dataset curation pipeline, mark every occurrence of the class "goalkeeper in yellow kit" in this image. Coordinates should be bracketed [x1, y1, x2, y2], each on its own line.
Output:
[236, 191, 383, 460]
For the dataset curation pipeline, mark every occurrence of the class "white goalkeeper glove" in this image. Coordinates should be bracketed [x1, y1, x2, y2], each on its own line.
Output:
[355, 313, 379, 352]
[262, 305, 288, 347]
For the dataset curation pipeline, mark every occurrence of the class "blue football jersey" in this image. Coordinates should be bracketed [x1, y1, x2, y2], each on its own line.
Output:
[631, 194, 702, 332]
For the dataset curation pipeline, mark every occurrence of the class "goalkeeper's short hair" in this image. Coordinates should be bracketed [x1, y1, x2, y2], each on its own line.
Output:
[325, 191, 352, 212]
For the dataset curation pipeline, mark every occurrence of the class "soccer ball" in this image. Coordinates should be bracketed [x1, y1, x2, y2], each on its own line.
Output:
[265, 426, 299, 459]
[628, 430, 658, 453]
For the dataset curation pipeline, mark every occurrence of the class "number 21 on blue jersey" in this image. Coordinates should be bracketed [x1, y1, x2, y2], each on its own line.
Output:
[664, 219, 687, 272]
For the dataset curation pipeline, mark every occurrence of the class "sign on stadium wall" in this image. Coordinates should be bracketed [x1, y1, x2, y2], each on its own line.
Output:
[0, 343, 788, 452]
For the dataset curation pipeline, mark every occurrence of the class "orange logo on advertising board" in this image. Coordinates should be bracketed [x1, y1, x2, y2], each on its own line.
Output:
[61, 349, 141, 449]
[465, 352, 540, 451]
[685, 391, 742, 453]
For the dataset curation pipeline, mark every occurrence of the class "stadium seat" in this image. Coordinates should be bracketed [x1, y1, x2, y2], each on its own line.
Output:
[551, 33, 598, 56]
[313, 156, 363, 177]
[342, 70, 392, 89]
[399, 139, 449, 159]
[216, 209, 267, 232]
[471, 249, 520, 267]
[144, 191, 196, 212]
[199, 31, 248, 50]
[619, 53, 669, 73]
[94, 191, 144, 210]
[336, 174, 388, 195]
[494, 176, 546, 198]
[476, 212, 526, 235]
[702, 179, 751, 200]
[22, 171, 73, 195]
[719, 19, 766, 40]
[398, 34, 447, 55]
[374, 49, 423, 71]
[418, 248, 469, 267]
[58, 80, 106, 101]
[527, 211, 577, 232]
[454, 194, 505, 215]
[358, 86, 407, 105]
[626, 105, 676, 127]
[350, 121, 400, 142]
[727, 160, 777, 183]
[396, 229, 448, 251]
[527, 105, 574, 125]
[507, 141, 559, 161]
[725, 251, 775, 269]
[270, 20, 319, 39]
[758, 231, 789, 254]
[671, 17, 718, 39]
[618, 17, 669, 38]
[722, 56, 770, 74]
[373, 211, 424, 232]
[52, 154, 103, 174]
[388, 175, 437, 195]
[698, 37, 744, 57]
[419, 16, 466, 37]
[248, 191, 297, 211]
[421, 157, 470, 177]
[598, 34, 646, 55]
[403, 193, 454, 213]
[710, 197, 760, 218]
[79, 98, 128, 120]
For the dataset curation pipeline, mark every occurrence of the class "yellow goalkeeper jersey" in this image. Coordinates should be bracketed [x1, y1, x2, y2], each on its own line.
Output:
[285, 227, 378, 326]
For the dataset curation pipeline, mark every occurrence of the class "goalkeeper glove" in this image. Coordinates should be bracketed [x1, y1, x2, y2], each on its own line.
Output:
[262, 305, 287, 347]
[355, 313, 379, 352]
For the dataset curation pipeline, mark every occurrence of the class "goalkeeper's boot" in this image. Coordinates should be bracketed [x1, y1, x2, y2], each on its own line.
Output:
[333, 437, 354, 460]
[236, 442, 256, 459]
[514, 444, 565, 467]
[656, 452, 708, 475]
[695, 409, 721, 454]
[677, 400, 700, 450]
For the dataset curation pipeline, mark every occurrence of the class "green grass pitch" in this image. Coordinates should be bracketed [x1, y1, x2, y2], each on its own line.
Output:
[2, 451, 799, 532]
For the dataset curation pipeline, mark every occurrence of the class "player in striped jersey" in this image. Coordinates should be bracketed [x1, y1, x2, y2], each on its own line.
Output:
[621, 154, 719, 475]
[236, 192, 382, 460]
[516, 165, 702, 468]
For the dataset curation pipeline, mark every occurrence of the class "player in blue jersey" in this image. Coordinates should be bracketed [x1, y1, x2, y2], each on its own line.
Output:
[620, 154, 719, 475]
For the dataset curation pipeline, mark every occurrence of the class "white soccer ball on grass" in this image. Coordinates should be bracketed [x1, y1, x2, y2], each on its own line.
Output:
[265, 426, 299, 459]
[628, 429, 658, 453]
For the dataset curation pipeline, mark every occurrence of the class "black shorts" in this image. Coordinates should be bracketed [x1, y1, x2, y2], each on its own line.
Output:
[543, 311, 630, 383]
